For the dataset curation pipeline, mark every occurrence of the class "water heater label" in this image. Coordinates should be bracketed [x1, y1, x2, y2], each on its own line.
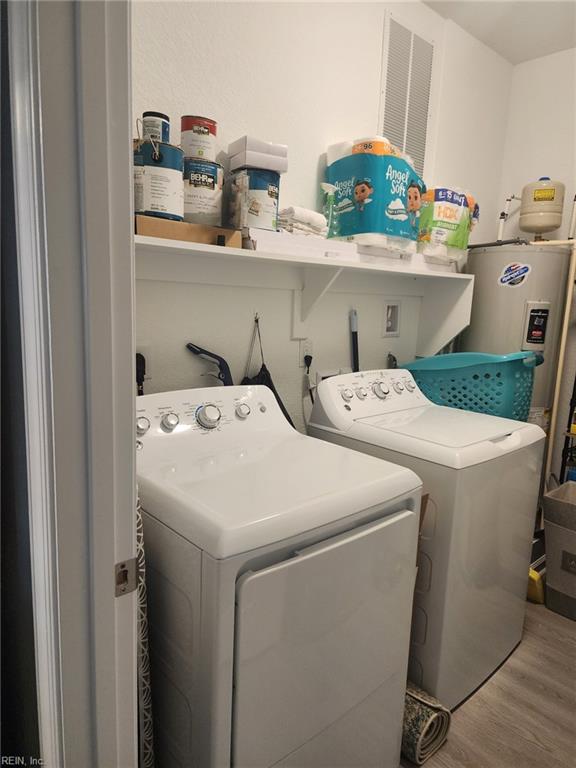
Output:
[526, 308, 549, 344]
[498, 262, 531, 287]
[534, 188, 556, 201]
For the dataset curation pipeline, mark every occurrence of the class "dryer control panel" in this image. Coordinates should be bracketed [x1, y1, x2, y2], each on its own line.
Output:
[311, 370, 431, 428]
[135, 384, 293, 454]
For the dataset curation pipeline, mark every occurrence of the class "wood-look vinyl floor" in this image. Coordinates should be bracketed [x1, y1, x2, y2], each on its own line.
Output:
[408, 603, 576, 768]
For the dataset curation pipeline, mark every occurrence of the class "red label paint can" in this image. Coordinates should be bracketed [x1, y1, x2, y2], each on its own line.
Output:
[181, 115, 217, 161]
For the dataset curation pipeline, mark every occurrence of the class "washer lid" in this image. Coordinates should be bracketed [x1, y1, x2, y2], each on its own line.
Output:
[352, 405, 544, 468]
[137, 433, 420, 559]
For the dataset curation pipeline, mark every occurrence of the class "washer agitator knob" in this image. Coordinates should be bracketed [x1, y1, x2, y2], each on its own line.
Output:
[372, 382, 390, 399]
[196, 404, 222, 429]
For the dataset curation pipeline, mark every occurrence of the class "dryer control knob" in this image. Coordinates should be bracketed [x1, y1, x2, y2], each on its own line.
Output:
[136, 416, 151, 436]
[235, 403, 251, 420]
[372, 382, 389, 399]
[356, 387, 368, 400]
[196, 404, 221, 430]
[340, 388, 354, 402]
[404, 379, 416, 392]
[161, 412, 179, 432]
[392, 381, 404, 394]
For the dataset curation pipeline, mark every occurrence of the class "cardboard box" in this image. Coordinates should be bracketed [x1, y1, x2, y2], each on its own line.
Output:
[229, 151, 288, 174]
[135, 215, 242, 248]
[228, 135, 288, 158]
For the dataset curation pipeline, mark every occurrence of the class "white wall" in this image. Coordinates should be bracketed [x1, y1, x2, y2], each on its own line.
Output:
[499, 48, 576, 478]
[432, 21, 512, 243]
[132, 2, 511, 225]
[132, 2, 515, 431]
[500, 48, 576, 240]
[136, 278, 422, 432]
[133, 2, 387, 212]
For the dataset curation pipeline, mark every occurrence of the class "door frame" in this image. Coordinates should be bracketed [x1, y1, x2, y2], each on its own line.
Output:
[9, 1, 137, 765]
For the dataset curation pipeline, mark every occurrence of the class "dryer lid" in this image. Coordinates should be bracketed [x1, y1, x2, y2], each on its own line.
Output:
[137, 433, 421, 559]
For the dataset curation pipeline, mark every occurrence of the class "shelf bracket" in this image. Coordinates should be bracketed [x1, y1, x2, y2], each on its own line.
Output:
[291, 265, 343, 339]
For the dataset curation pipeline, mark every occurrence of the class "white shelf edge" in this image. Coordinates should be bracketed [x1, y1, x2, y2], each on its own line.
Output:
[134, 234, 474, 281]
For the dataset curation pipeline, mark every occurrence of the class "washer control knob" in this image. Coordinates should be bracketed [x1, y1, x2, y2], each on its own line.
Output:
[404, 379, 416, 392]
[136, 416, 151, 436]
[160, 412, 179, 432]
[356, 387, 368, 400]
[340, 388, 354, 402]
[196, 404, 222, 430]
[392, 381, 404, 394]
[372, 381, 390, 399]
[235, 403, 251, 420]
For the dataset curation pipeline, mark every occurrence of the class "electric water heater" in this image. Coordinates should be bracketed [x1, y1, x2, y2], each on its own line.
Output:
[461, 244, 570, 418]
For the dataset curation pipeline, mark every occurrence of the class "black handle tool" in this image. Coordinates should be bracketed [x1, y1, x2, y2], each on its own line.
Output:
[186, 342, 234, 386]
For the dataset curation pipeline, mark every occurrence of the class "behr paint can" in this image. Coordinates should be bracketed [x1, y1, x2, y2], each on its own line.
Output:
[181, 115, 217, 161]
[134, 140, 184, 221]
[225, 168, 280, 231]
[183, 159, 223, 226]
[142, 111, 170, 144]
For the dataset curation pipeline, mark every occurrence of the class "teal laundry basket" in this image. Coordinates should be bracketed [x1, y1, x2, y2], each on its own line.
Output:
[404, 352, 544, 421]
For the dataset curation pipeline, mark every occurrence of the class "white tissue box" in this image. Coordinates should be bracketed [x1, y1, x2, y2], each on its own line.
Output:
[229, 150, 288, 174]
[228, 135, 288, 158]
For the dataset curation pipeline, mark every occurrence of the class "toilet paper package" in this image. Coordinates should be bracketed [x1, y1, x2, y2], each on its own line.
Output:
[325, 149, 426, 246]
[417, 188, 479, 261]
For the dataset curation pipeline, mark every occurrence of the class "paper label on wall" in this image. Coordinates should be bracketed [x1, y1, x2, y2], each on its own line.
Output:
[497, 262, 531, 287]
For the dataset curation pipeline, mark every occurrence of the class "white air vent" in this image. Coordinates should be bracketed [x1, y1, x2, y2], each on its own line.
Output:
[381, 16, 434, 177]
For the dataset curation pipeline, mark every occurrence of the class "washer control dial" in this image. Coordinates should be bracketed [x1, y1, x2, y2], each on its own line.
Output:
[161, 412, 179, 432]
[372, 381, 390, 399]
[136, 416, 150, 436]
[340, 388, 354, 402]
[392, 381, 404, 394]
[404, 379, 416, 392]
[355, 387, 368, 400]
[235, 403, 251, 420]
[196, 404, 222, 430]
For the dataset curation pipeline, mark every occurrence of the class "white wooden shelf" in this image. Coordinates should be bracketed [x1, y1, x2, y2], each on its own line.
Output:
[135, 235, 473, 280]
[134, 234, 475, 357]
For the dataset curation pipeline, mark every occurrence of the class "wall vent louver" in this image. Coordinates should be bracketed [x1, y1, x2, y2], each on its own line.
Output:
[381, 17, 434, 178]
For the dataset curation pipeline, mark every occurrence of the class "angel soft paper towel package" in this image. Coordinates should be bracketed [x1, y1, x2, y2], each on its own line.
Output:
[325, 137, 426, 253]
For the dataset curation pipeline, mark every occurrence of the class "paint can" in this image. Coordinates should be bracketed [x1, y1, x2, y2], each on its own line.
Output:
[225, 168, 280, 231]
[183, 159, 223, 226]
[133, 140, 184, 221]
[181, 115, 217, 161]
[142, 111, 170, 143]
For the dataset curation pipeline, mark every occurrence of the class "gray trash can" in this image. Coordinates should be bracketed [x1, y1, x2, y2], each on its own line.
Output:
[542, 482, 576, 620]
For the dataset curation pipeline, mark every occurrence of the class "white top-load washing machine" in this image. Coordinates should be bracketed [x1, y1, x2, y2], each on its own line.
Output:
[136, 384, 422, 768]
[308, 370, 545, 710]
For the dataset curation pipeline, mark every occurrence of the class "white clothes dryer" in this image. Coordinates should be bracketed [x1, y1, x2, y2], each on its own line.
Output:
[308, 370, 545, 710]
[136, 385, 422, 767]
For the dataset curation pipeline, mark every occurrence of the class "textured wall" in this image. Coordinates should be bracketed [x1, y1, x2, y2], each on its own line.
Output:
[499, 48, 576, 478]
[136, 279, 422, 432]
